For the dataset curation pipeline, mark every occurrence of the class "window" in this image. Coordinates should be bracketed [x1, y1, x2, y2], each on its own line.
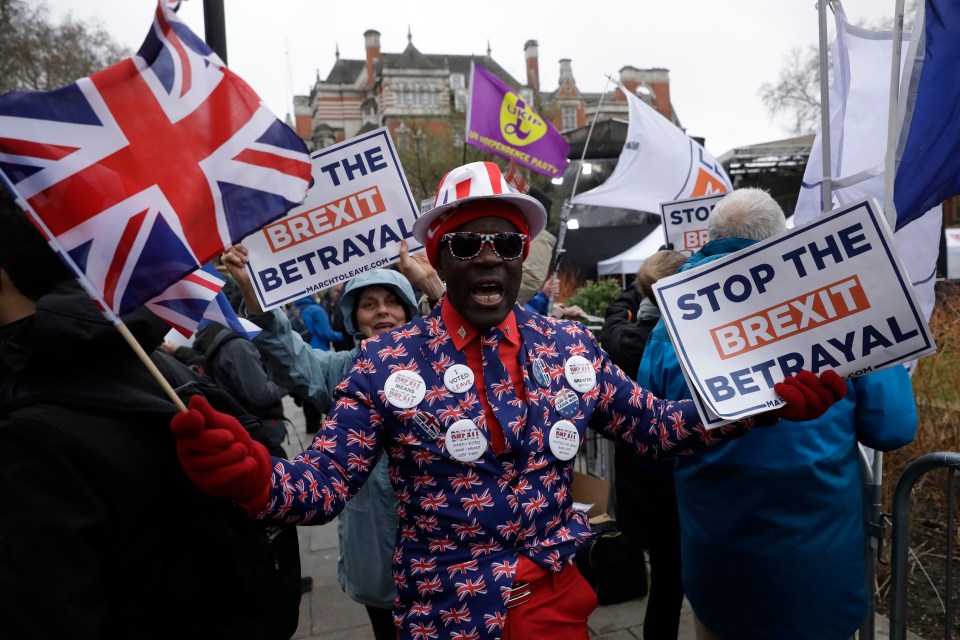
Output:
[450, 73, 465, 90]
[562, 106, 577, 131]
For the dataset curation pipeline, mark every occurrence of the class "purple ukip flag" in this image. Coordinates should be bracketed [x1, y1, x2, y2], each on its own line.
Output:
[465, 63, 569, 178]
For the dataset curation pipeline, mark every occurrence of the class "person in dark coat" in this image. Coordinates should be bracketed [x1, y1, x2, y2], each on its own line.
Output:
[191, 323, 289, 457]
[602, 249, 689, 640]
[0, 193, 195, 638]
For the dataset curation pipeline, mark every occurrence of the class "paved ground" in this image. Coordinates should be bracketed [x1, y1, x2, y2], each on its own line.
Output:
[280, 398, 911, 640]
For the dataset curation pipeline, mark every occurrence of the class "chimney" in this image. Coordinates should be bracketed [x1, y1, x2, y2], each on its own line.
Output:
[638, 68, 672, 120]
[558, 58, 575, 85]
[618, 66, 641, 101]
[524, 40, 539, 96]
[364, 29, 381, 87]
[292, 95, 312, 141]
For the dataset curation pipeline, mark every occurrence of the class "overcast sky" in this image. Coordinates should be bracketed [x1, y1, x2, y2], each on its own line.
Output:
[43, 0, 901, 157]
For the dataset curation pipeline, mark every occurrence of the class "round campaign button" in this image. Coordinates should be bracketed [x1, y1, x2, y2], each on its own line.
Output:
[531, 358, 551, 389]
[443, 364, 475, 394]
[564, 355, 597, 393]
[549, 420, 581, 461]
[383, 370, 426, 409]
[445, 419, 488, 462]
[553, 387, 580, 418]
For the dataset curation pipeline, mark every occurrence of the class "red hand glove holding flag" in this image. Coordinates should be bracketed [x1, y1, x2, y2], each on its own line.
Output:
[773, 370, 848, 421]
[170, 395, 273, 516]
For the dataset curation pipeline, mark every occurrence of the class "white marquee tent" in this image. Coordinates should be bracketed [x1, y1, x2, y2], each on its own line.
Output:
[596, 224, 665, 276]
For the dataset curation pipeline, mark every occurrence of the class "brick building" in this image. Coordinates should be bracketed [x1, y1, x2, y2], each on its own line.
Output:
[292, 30, 680, 152]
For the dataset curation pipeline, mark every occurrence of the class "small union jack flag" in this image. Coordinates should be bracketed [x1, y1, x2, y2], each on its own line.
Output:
[147, 262, 259, 339]
[0, 1, 311, 317]
[145, 262, 224, 337]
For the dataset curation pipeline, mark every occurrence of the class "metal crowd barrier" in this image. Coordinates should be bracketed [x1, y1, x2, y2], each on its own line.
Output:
[889, 452, 960, 640]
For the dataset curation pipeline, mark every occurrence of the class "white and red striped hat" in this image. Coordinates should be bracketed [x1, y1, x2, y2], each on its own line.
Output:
[412, 161, 547, 244]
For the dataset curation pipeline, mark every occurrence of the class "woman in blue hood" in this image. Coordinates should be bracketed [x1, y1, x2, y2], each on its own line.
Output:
[222, 251, 420, 640]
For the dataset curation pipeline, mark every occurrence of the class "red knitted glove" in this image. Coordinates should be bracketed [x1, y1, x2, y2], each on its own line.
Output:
[773, 370, 848, 422]
[170, 394, 273, 515]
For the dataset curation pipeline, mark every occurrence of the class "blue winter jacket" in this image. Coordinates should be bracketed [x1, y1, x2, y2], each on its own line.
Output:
[637, 237, 918, 640]
[294, 296, 343, 351]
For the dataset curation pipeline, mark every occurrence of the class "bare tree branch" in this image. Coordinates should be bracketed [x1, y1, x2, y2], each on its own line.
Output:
[0, 0, 128, 94]
[758, 44, 823, 136]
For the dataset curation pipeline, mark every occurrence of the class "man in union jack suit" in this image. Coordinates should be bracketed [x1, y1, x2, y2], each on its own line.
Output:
[171, 161, 846, 640]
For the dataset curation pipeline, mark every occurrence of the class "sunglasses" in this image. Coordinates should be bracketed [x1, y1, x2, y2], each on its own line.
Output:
[441, 232, 528, 261]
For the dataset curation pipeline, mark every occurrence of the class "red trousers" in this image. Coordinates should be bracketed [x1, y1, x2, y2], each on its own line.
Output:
[501, 556, 597, 639]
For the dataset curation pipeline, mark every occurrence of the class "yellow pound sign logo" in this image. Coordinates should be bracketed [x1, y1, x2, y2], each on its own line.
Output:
[499, 93, 548, 147]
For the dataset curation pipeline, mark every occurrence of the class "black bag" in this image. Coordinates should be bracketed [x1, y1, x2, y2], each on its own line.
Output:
[575, 520, 648, 605]
[172, 339, 288, 458]
[7, 353, 302, 640]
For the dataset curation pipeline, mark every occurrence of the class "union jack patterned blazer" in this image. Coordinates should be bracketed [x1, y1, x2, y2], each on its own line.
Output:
[257, 301, 748, 640]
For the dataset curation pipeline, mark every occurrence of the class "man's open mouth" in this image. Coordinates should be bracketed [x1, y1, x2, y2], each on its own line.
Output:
[471, 281, 504, 305]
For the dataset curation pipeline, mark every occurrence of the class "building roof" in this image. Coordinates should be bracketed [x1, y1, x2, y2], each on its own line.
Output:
[320, 47, 521, 89]
[718, 134, 815, 164]
[386, 42, 436, 70]
[323, 59, 366, 85]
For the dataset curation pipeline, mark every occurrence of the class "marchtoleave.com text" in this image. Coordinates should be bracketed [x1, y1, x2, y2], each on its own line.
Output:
[304, 257, 392, 292]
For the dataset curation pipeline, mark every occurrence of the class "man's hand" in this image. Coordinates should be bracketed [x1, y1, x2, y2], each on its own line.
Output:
[399, 239, 445, 303]
[220, 243, 264, 315]
[170, 395, 273, 515]
[774, 370, 847, 422]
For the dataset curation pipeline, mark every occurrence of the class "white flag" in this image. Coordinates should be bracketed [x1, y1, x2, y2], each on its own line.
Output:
[572, 82, 731, 214]
[795, 3, 940, 327]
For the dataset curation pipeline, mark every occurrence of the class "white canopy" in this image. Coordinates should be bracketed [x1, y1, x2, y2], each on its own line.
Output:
[947, 228, 960, 280]
[597, 225, 665, 276]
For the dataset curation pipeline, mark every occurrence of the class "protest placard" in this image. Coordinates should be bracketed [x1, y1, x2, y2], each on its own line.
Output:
[242, 128, 421, 310]
[654, 198, 935, 427]
[659, 193, 726, 252]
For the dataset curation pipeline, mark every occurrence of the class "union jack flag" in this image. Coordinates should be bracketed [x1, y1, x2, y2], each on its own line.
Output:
[145, 263, 223, 337]
[0, 1, 311, 316]
[148, 262, 260, 338]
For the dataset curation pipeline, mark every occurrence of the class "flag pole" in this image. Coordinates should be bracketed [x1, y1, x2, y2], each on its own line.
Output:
[861, 2, 908, 637]
[8, 190, 188, 412]
[883, 0, 908, 230]
[817, 0, 834, 212]
[569, 76, 612, 202]
[549, 76, 612, 312]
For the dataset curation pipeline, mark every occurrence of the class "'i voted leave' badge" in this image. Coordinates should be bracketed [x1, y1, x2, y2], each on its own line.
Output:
[564, 356, 596, 393]
[553, 388, 580, 418]
[384, 371, 426, 409]
[549, 420, 580, 460]
[445, 419, 487, 462]
[531, 358, 551, 389]
[444, 364, 475, 394]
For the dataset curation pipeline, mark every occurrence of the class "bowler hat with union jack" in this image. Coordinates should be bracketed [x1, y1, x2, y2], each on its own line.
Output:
[412, 161, 547, 245]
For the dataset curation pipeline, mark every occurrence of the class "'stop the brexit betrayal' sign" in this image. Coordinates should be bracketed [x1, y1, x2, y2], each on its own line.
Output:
[659, 193, 726, 253]
[654, 198, 935, 427]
